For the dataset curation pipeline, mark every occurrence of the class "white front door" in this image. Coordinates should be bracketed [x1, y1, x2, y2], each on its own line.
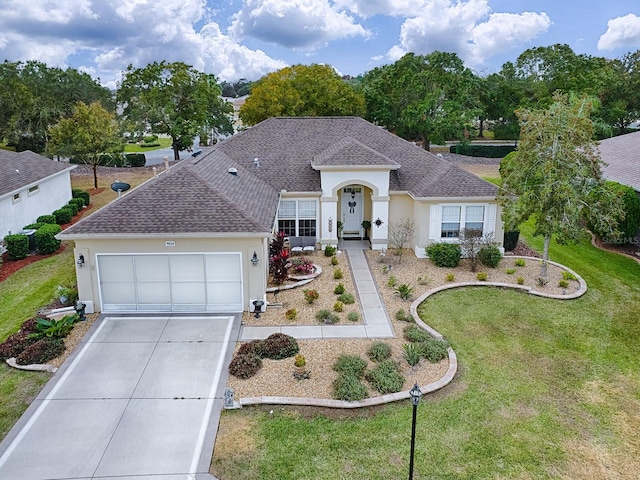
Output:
[341, 186, 363, 238]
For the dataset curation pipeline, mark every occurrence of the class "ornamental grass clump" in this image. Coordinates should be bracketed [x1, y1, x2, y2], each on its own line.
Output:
[367, 342, 392, 362]
[366, 360, 404, 394]
[337, 292, 355, 304]
[316, 309, 340, 324]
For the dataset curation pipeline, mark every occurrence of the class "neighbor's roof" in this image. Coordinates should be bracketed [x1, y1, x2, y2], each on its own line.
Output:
[60, 117, 497, 237]
[599, 131, 640, 191]
[0, 150, 76, 198]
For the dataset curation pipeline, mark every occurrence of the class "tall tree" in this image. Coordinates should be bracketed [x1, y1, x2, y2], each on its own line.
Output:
[362, 52, 480, 150]
[117, 61, 233, 160]
[498, 93, 624, 276]
[0, 61, 112, 153]
[238, 64, 365, 126]
[48, 101, 122, 189]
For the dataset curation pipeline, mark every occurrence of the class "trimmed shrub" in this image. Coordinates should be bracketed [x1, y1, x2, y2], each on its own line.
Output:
[125, 153, 146, 167]
[476, 272, 488, 281]
[425, 243, 461, 268]
[228, 353, 262, 379]
[332, 354, 367, 378]
[333, 283, 346, 295]
[35, 224, 62, 254]
[69, 197, 85, 209]
[451, 144, 517, 158]
[404, 324, 431, 343]
[503, 230, 520, 251]
[514, 258, 526, 267]
[558, 279, 569, 288]
[15, 337, 65, 365]
[333, 268, 343, 280]
[324, 245, 337, 257]
[53, 207, 73, 225]
[285, 308, 298, 321]
[23, 223, 45, 230]
[337, 292, 355, 304]
[347, 311, 359, 322]
[65, 202, 79, 216]
[367, 342, 392, 362]
[506, 268, 516, 274]
[517, 277, 525, 285]
[72, 189, 90, 206]
[262, 333, 299, 360]
[421, 338, 449, 363]
[478, 245, 502, 268]
[366, 360, 404, 394]
[331, 255, 339, 265]
[316, 309, 340, 324]
[333, 301, 344, 312]
[236, 340, 266, 357]
[4, 234, 29, 260]
[333, 374, 368, 401]
[36, 214, 56, 224]
[291, 257, 314, 275]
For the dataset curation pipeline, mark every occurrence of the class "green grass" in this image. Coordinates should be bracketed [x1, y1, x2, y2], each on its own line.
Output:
[123, 137, 172, 152]
[212, 226, 640, 479]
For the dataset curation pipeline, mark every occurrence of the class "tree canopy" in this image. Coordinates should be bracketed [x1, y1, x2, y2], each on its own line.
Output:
[117, 61, 233, 160]
[238, 64, 365, 126]
[498, 93, 624, 275]
[48, 101, 122, 189]
[0, 61, 113, 153]
[362, 52, 480, 150]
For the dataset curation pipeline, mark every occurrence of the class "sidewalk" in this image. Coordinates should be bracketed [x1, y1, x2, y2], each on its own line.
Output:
[239, 245, 394, 340]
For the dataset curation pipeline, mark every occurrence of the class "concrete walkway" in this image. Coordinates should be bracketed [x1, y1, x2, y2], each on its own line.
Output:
[240, 243, 394, 340]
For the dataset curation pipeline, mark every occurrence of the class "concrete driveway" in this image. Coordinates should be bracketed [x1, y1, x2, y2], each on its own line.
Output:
[0, 315, 240, 480]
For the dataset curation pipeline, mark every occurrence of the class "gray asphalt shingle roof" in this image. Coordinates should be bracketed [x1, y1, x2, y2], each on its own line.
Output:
[0, 150, 75, 198]
[61, 117, 497, 237]
[599, 131, 640, 191]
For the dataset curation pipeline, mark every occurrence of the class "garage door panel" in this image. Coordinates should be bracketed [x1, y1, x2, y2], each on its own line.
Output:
[171, 255, 205, 282]
[137, 282, 171, 307]
[172, 282, 206, 305]
[135, 255, 169, 282]
[206, 254, 240, 281]
[99, 255, 134, 282]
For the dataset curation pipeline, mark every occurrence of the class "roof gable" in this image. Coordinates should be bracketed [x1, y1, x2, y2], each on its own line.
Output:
[0, 150, 75, 198]
[312, 137, 400, 169]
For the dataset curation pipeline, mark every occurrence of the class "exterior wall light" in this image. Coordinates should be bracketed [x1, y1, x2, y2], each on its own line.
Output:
[77, 254, 85, 268]
[251, 251, 259, 266]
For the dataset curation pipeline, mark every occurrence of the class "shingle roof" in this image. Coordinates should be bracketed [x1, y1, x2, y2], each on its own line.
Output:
[599, 132, 640, 191]
[60, 117, 497, 237]
[0, 150, 75, 198]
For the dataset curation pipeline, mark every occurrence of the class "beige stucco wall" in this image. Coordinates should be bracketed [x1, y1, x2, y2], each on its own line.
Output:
[73, 236, 268, 313]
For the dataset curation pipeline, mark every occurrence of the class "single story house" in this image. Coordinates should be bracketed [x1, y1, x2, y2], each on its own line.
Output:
[599, 131, 640, 192]
[0, 150, 76, 239]
[59, 117, 501, 314]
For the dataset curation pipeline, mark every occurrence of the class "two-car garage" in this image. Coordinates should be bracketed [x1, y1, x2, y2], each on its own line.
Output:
[97, 253, 243, 313]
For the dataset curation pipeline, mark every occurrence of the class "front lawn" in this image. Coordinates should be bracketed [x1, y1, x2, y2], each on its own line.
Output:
[123, 137, 172, 152]
[211, 229, 640, 479]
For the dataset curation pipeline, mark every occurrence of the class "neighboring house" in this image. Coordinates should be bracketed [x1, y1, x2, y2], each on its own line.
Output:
[59, 117, 500, 314]
[599, 131, 640, 192]
[0, 150, 76, 239]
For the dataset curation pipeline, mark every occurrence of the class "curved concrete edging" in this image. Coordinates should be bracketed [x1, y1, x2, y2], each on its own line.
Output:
[5, 357, 58, 373]
[265, 265, 323, 293]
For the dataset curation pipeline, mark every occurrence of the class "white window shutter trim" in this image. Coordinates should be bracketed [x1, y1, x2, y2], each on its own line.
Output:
[486, 204, 497, 235]
[429, 204, 439, 240]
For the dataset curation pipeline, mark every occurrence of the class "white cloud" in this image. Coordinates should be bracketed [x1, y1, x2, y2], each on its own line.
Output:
[598, 14, 640, 51]
[333, 0, 429, 18]
[384, 0, 550, 66]
[229, 0, 370, 49]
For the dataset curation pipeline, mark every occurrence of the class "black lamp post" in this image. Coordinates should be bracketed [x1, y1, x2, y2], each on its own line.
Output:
[408, 383, 422, 480]
[252, 299, 264, 319]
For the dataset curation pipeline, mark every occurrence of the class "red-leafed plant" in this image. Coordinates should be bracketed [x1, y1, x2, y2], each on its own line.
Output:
[269, 231, 291, 284]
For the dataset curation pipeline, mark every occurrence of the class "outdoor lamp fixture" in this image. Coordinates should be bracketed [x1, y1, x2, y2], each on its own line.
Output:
[408, 383, 422, 480]
[252, 299, 265, 319]
[375, 218, 384, 227]
[251, 251, 259, 266]
[328, 217, 333, 233]
[77, 254, 85, 268]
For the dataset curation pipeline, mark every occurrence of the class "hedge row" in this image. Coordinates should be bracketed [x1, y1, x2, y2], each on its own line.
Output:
[450, 144, 517, 158]
[69, 153, 145, 167]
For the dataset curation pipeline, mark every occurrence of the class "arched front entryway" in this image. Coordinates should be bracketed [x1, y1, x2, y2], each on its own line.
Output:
[340, 184, 368, 239]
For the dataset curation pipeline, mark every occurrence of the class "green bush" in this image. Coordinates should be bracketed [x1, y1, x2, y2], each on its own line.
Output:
[506, 268, 516, 274]
[333, 301, 344, 312]
[478, 245, 502, 268]
[69, 197, 85, 209]
[425, 243, 461, 268]
[65, 202, 79, 216]
[31, 315, 77, 338]
[285, 308, 298, 321]
[404, 324, 431, 343]
[228, 353, 262, 379]
[562, 271, 577, 281]
[558, 279, 569, 288]
[517, 276, 525, 285]
[334, 283, 346, 295]
[332, 354, 367, 378]
[514, 258, 526, 267]
[591, 181, 640, 240]
[395, 283, 414, 300]
[333, 268, 343, 280]
[324, 245, 337, 257]
[35, 224, 62, 254]
[125, 153, 146, 167]
[316, 309, 340, 324]
[503, 230, 520, 251]
[72, 189, 90, 205]
[476, 272, 488, 281]
[402, 343, 422, 367]
[331, 255, 339, 265]
[23, 223, 45, 230]
[15, 337, 65, 365]
[451, 144, 517, 158]
[4, 234, 29, 260]
[367, 342, 392, 362]
[53, 207, 73, 224]
[333, 374, 368, 401]
[337, 292, 355, 304]
[36, 214, 56, 224]
[347, 311, 359, 322]
[420, 338, 449, 363]
[395, 309, 414, 323]
[262, 333, 299, 360]
[365, 360, 404, 394]
[236, 340, 266, 357]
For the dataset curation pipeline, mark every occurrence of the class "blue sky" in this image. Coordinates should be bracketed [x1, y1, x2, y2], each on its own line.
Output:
[1, 0, 639, 88]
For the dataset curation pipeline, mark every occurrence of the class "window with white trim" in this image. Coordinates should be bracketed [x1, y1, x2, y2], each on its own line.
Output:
[12, 193, 21, 203]
[440, 205, 485, 238]
[27, 185, 39, 196]
[277, 199, 317, 237]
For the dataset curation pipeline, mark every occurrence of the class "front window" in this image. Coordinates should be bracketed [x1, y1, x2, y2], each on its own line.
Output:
[440, 205, 485, 238]
[278, 199, 317, 237]
[465, 206, 485, 232]
[441, 206, 461, 238]
[27, 185, 39, 196]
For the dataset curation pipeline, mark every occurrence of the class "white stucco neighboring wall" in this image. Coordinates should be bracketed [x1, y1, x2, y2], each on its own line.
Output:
[0, 171, 73, 238]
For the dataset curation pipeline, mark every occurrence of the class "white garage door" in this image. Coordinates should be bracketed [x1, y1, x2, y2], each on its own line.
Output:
[97, 253, 243, 312]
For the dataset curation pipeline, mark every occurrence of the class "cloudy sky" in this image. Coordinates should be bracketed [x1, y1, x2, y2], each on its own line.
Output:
[1, 0, 639, 88]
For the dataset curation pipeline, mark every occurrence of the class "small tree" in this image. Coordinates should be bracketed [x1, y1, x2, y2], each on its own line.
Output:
[499, 93, 624, 276]
[388, 218, 415, 263]
[458, 229, 496, 272]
